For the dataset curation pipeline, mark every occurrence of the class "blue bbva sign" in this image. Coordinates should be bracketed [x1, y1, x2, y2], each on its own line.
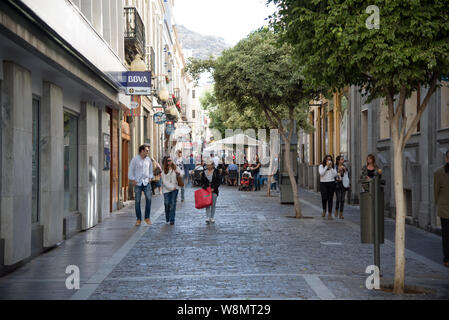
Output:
[112, 71, 152, 95]
[126, 71, 151, 95]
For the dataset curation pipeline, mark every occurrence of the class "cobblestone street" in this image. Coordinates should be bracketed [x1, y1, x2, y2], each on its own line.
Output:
[0, 185, 448, 300]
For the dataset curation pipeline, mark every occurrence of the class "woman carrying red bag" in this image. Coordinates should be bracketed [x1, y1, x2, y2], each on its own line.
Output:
[201, 160, 221, 224]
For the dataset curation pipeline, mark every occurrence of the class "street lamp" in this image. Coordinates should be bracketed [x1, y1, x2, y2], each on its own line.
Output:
[130, 54, 147, 72]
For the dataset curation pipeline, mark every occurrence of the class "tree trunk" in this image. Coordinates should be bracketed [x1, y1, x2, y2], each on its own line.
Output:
[283, 137, 302, 218]
[267, 175, 272, 197]
[392, 141, 406, 294]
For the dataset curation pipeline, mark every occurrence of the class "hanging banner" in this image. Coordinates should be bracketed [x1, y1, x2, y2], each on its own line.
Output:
[124, 96, 141, 117]
[166, 122, 176, 135]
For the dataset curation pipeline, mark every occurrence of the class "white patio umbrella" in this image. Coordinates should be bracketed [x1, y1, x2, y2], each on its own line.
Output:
[213, 133, 262, 146]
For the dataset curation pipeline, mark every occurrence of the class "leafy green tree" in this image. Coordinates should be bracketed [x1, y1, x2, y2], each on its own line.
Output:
[269, 0, 449, 293]
[186, 29, 318, 217]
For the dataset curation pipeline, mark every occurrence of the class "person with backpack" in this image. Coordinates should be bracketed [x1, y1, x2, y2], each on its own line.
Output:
[335, 155, 350, 219]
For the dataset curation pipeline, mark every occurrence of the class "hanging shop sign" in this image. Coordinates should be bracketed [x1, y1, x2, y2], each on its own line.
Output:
[166, 122, 176, 135]
[153, 112, 167, 125]
[124, 71, 152, 95]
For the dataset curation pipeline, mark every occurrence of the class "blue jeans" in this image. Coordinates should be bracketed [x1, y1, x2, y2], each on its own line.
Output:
[135, 184, 152, 221]
[254, 172, 260, 189]
[164, 190, 179, 223]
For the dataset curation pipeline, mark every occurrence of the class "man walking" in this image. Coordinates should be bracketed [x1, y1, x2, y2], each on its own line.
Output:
[129, 145, 154, 226]
[433, 151, 449, 268]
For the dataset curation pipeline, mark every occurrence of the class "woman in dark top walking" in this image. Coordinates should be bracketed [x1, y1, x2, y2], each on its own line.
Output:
[335, 155, 349, 219]
[201, 160, 222, 224]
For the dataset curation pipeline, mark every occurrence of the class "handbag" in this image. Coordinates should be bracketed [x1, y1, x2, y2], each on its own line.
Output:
[343, 171, 350, 189]
[195, 187, 213, 209]
[176, 173, 185, 188]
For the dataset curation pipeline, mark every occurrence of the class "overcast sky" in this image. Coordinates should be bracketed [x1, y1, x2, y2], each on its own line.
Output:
[173, 0, 277, 45]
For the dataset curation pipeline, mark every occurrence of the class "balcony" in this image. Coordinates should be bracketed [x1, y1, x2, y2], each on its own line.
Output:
[124, 7, 145, 65]
[181, 104, 188, 121]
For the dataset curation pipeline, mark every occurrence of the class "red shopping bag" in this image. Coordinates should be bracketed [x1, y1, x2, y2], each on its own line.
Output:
[195, 187, 213, 209]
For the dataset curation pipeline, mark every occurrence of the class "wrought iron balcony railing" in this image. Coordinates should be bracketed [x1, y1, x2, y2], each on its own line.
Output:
[124, 7, 146, 64]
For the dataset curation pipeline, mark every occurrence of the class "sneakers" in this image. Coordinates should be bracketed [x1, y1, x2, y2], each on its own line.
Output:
[144, 219, 152, 226]
[136, 220, 142, 226]
[210, 219, 215, 224]
[170, 221, 175, 225]
[206, 219, 210, 224]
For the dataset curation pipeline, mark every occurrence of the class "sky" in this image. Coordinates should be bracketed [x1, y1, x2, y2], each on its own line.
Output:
[173, 0, 277, 45]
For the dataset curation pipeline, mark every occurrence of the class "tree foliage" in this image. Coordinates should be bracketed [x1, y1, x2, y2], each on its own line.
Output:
[269, 0, 449, 293]
[269, 0, 449, 101]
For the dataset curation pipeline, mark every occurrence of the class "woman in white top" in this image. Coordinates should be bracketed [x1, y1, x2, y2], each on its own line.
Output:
[319, 155, 338, 220]
[161, 156, 181, 225]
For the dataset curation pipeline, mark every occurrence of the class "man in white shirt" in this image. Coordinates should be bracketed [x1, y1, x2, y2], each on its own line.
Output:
[128, 145, 154, 226]
[174, 150, 186, 201]
[211, 153, 220, 168]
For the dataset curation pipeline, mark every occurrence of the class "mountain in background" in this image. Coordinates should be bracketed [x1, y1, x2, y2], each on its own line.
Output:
[176, 25, 230, 60]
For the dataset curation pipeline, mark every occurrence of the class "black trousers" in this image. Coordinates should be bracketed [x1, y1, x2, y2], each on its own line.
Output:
[320, 182, 336, 213]
[335, 182, 346, 212]
[442, 218, 449, 263]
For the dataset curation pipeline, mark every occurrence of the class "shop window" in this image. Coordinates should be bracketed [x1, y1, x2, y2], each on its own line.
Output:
[64, 112, 79, 215]
[441, 83, 449, 129]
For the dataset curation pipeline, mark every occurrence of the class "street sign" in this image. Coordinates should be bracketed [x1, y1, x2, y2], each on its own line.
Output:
[125, 71, 152, 95]
[153, 112, 167, 125]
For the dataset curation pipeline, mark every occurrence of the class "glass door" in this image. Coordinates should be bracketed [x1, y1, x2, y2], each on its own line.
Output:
[64, 112, 79, 215]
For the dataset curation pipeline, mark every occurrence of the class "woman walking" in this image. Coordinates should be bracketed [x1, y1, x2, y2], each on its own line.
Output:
[334, 155, 349, 219]
[319, 155, 338, 220]
[161, 156, 180, 225]
[201, 160, 221, 224]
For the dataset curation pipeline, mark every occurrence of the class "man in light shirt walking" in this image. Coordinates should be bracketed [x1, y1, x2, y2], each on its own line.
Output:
[128, 145, 154, 226]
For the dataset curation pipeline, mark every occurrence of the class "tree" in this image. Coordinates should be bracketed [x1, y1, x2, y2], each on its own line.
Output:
[269, 0, 449, 293]
[186, 29, 318, 218]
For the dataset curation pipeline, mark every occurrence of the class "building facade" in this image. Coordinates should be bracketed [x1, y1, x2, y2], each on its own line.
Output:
[0, 0, 132, 270]
[298, 83, 449, 234]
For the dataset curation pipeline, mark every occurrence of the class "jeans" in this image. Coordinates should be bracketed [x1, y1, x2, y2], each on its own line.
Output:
[442, 218, 449, 263]
[320, 182, 336, 213]
[206, 193, 218, 219]
[164, 190, 178, 223]
[135, 184, 152, 221]
[254, 172, 260, 190]
[335, 182, 346, 212]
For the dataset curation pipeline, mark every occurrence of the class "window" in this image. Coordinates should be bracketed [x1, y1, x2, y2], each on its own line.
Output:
[441, 83, 449, 128]
[144, 110, 150, 144]
[64, 112, 79, 215]
[340, 95, 349, 157]
[405, 91, 420, 134]
[192, 109, 196, 119]
[192, 90, 196, 99]
[32, 98, 40, 223]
